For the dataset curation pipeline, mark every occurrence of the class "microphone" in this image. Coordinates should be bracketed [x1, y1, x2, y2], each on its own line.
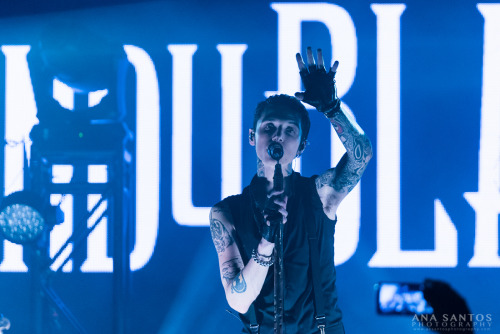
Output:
[267, 142, 284, 161]
[267, 142, 284, 192]
[267, 142, 285, 333]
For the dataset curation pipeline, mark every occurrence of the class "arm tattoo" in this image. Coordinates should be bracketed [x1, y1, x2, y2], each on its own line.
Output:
[231, 272, 247, 294]
[332, 154, 360, 192]
[315, 169, 335, 190]
[211, 205, 230, 215]
[324, 108, 373, 193]
[222, 258, 244, 284]
[210, 216, 234, 253]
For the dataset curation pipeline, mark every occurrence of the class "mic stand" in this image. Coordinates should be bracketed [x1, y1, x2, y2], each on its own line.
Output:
[272, 161, 284, 334]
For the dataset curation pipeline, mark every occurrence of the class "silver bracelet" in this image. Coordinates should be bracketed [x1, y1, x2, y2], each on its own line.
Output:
[252, 248, 274, 267]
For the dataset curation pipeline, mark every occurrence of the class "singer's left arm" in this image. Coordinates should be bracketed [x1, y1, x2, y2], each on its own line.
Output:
[315, 106, 373, 219]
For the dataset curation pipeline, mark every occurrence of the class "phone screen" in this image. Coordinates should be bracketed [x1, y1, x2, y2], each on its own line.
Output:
[376, 282, 434, 315]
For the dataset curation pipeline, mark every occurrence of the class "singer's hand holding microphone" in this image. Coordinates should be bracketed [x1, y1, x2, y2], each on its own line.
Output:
[260, 141, 288, 244]
[261, 190, 288, 243]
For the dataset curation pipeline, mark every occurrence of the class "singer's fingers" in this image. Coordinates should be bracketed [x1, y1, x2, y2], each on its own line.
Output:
[277, 206, 288, 218]
[295, 92, 305, 101]
[266, 217, 287, 225]
[317, 48, 324, 68]
[306, 47, 315, 66]
[331, 60, 339, 73]
[272, 197, 287, 208]
[264, 216, 287, 225]
[296, 53, 306, 71]
[267, 189, 285, 198]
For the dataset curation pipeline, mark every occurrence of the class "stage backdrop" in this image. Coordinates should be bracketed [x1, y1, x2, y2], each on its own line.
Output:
[0, 0, 498, 333]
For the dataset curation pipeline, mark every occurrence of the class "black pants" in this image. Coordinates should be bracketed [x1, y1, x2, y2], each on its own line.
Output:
[242, 321, 345, 334]
[325, 321, 345, 334]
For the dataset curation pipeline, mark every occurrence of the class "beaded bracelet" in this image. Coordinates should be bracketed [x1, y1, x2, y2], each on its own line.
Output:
[252, 249, 275, 267]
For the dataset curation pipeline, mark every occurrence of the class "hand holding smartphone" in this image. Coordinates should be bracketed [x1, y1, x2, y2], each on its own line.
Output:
[376, 282, 434, 315]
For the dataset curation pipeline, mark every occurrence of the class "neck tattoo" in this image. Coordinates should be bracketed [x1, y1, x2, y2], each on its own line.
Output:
[256, 159, 294, 177]
[257, 159, 265, 177]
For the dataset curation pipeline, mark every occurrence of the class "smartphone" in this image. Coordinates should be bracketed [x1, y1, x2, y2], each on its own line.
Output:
[376, 282, 434, 315]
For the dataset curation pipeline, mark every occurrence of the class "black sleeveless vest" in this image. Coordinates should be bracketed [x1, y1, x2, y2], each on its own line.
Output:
[224, 172, 343, 333]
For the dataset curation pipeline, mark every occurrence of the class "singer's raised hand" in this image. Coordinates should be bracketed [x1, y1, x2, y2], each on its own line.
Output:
[295, 47, 340, 115]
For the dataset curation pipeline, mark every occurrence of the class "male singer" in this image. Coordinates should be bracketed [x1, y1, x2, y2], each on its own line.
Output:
[210, 47, 372, 333]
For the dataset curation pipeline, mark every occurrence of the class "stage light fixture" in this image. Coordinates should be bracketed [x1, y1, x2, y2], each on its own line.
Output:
[26, 22, 131, 154]
[0, 191, 63, 245]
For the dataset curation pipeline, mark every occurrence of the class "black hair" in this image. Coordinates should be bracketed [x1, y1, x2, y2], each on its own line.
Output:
[252, 94, 310, 144]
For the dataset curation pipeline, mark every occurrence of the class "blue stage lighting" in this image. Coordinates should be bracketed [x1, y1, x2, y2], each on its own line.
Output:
[0, 191, 63, 244]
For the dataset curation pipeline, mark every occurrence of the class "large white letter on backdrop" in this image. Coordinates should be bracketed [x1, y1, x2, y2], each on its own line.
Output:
[124, 45, 160, 271]
[0, 45, 36, 272]
[463, 4, 500, 267]
[170, 44, 246, 226]
[369, 4, 457, 268]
